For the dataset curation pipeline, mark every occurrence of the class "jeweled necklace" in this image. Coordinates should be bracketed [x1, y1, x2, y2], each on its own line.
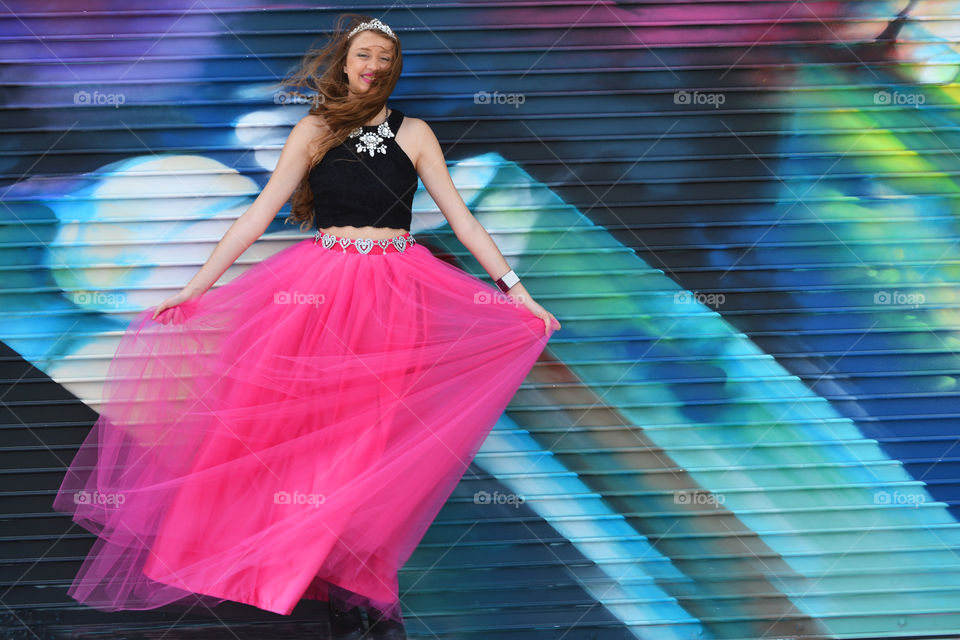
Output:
[348, 108, 393, 156]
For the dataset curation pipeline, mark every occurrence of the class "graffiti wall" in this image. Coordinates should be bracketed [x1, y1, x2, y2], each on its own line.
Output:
[2, 1, 960, 638]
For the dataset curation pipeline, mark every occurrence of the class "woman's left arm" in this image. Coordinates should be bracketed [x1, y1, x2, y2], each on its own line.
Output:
[410, 118, 560, 336]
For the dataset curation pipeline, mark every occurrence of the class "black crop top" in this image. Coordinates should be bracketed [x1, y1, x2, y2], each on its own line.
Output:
[309, 107, 417, 230]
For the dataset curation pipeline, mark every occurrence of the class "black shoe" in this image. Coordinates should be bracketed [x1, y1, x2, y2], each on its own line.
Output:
[327, 596, 366, 639]
[363, 606, 407, 640]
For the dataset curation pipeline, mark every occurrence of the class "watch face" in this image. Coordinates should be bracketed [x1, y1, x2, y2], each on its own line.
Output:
[496, 270, 519, 292]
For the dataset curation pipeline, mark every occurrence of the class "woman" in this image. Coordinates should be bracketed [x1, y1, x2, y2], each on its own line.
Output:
[53, 13, 559, 640]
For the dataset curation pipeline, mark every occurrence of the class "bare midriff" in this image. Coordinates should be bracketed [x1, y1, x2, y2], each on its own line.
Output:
[318, 225, 409, 240]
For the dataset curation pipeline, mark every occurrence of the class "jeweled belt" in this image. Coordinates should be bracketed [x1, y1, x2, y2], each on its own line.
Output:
[314, 229, 416, 254]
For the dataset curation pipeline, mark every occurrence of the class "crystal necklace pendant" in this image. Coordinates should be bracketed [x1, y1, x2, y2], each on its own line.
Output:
[348, 111, 395, 156]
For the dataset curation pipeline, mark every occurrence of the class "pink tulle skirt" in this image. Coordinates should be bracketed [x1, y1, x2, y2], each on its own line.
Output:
[52, 230, 557, 623]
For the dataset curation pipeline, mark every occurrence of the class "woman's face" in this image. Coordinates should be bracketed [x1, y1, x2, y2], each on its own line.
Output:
[343, 30, 395, 95]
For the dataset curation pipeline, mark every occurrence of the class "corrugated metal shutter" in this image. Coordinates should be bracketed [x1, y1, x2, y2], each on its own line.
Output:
[2, 1, 960, 638]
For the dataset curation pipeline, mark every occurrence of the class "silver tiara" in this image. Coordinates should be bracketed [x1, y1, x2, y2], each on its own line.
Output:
[348, 18, 396, 41]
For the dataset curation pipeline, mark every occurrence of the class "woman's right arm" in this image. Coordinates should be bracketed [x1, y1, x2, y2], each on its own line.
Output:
[152, 115, 325, 320]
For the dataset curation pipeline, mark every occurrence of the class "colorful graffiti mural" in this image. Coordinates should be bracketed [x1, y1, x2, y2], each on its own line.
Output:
[2, 1, 960, 638]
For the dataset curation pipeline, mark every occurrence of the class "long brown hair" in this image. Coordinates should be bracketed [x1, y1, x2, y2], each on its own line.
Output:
[271, 14, 404, 232]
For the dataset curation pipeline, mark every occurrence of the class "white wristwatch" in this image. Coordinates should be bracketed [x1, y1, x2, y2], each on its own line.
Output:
[495, 269, 520, 293]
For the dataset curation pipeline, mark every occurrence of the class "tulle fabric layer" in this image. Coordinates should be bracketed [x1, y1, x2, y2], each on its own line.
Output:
[52, 235, 556, 622]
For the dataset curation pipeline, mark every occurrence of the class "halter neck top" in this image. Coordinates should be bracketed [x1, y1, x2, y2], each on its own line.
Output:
[309, 107, 417, 231]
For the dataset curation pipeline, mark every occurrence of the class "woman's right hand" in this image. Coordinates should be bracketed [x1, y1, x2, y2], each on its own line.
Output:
[151, 289, 200, 321]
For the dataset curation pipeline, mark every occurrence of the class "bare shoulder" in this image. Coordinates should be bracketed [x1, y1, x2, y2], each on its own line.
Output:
[401, 115, 432, 139]
[398, 116, 439, 170]
[296, 113, 331, 136]
[293, 114, 332, 159]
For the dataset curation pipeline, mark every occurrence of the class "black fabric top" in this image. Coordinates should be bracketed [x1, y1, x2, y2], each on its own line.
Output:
[309, 108, 417, 231]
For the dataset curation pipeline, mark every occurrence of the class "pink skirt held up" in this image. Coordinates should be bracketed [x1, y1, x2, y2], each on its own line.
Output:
[52, 231, 557, 623]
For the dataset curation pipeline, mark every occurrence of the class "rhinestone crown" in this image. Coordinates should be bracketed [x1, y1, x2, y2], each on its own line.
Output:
[347, 18, 396, 41]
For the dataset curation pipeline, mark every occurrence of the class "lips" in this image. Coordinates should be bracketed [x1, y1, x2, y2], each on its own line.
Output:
[361, 74, 374, 83]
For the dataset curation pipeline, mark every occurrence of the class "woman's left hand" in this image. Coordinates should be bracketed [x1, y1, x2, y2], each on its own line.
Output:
[516, 293, 561, 337]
